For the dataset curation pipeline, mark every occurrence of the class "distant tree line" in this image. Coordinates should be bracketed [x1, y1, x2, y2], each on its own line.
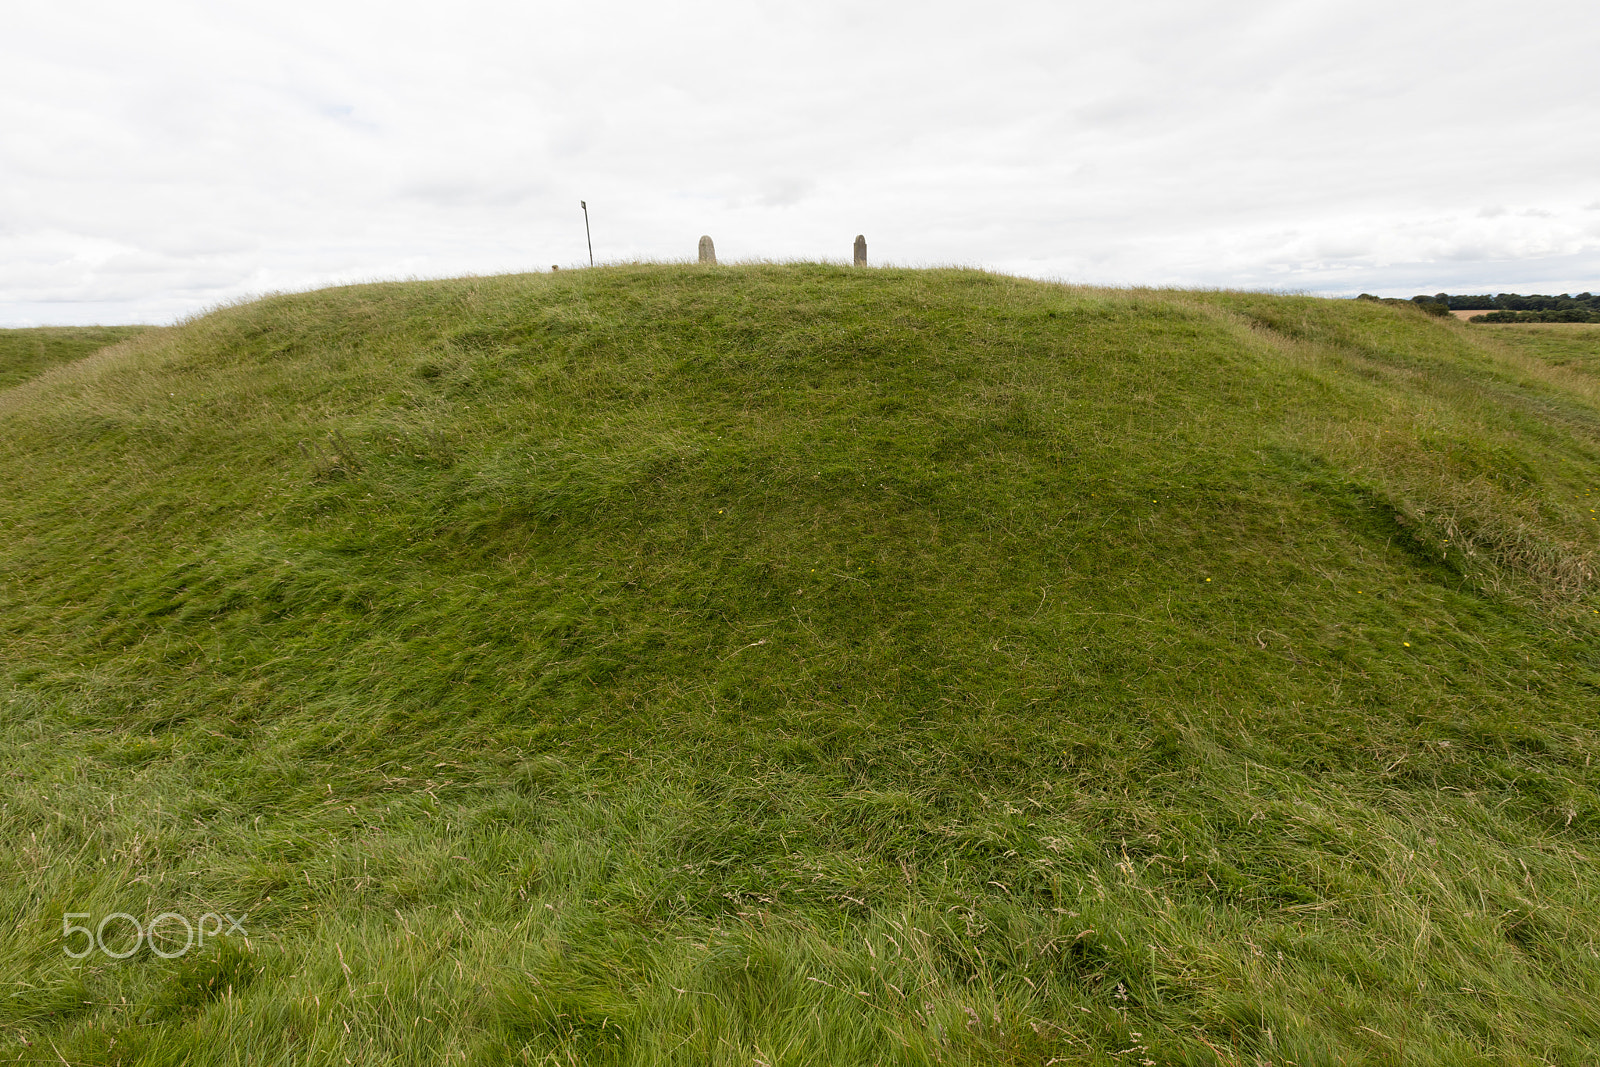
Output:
[1355, 291, 1600, 323]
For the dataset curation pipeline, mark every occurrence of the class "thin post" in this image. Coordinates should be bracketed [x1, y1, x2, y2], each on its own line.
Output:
[581, 201, 593, 267]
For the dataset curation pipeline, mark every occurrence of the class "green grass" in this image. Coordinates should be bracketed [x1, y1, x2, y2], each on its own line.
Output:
[1469, 321, 1600, 381]
[2, 264, 1599, 1065]
[0, 325, 157, 389]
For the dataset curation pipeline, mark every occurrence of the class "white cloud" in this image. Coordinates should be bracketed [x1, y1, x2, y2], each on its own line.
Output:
[3, 0, 1599, 324]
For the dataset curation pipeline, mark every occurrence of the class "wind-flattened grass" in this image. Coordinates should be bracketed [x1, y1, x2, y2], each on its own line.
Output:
[2, 265, 1599, 1064]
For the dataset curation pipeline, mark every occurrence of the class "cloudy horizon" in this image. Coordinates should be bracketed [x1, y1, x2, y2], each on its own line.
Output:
[4, 0, 1597, 327]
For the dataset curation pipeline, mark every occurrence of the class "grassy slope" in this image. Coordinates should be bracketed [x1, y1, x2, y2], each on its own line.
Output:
[2, 266, 1598, 1065]
[0, 326, 157, 390]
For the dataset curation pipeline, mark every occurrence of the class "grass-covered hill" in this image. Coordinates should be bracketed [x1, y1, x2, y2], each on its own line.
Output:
[3, 265, 1599, 1065]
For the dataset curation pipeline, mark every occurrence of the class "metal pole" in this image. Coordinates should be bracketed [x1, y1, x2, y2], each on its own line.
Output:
[581, 201, 593, 267]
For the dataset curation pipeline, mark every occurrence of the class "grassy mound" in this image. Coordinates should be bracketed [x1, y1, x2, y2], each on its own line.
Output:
[3, 265, 1599, 1064]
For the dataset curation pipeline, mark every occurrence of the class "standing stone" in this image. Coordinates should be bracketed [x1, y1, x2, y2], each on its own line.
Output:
[853, 234, 867, 266]
[698, 235, 717, 265]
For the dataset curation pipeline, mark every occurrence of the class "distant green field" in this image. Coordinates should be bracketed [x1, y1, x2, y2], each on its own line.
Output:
[1470, 320, 1600, 379]
[0, 325, 156, 390]
[2, 266, 1598, 1065]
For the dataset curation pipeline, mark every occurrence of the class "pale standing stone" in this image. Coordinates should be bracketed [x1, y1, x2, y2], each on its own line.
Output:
[853, 235, 866, 266]
[699, 235, 717, 264]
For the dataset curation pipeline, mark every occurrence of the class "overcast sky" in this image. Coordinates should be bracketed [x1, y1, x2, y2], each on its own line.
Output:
[3, 0, 1597, 326]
